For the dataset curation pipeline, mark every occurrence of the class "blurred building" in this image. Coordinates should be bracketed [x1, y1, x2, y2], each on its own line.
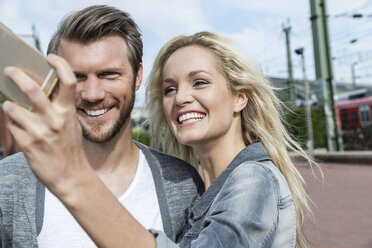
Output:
[270, 76, 372, 107]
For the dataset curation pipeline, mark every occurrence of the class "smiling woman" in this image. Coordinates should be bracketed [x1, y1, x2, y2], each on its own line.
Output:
[146, 31, 315, 247]
[161, 45, 244, 151]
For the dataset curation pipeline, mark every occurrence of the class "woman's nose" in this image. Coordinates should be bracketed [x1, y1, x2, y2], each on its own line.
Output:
[174, 86, 193, 106]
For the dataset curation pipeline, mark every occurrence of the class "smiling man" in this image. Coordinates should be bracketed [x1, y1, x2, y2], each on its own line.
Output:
[58, 36, 136, 144]
[0, 5, 203, 247]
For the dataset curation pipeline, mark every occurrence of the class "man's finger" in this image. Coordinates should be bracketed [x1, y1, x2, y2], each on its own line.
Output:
[47, 54, 76, 108]
[6, 116, 32, 152]
[2, 101, 43, 137]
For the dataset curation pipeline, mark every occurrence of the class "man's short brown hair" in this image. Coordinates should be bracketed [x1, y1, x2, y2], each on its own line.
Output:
[47, 5, 143, 75]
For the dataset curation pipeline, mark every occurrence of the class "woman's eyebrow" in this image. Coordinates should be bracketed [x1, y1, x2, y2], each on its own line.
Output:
[163, 77, 176, 84]
[189, 70, 211, 77]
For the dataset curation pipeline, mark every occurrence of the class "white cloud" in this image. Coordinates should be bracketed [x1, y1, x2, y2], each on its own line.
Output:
[212, 0, 309, 16]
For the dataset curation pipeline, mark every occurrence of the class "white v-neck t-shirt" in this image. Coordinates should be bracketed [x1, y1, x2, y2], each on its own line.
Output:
[37, 150, 163, 247]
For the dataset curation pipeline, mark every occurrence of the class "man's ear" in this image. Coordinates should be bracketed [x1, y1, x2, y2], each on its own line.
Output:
[234, 91, 248, 113]
[134, 64, 143, 91]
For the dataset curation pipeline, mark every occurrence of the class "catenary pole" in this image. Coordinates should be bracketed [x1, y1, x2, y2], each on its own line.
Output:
[310, 0, 340, 151]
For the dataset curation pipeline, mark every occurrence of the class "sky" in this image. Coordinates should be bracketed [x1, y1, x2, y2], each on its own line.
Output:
[1, 0, 372, 107]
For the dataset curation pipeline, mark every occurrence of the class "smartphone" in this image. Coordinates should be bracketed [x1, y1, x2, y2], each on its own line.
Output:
[0, 23, 58, 108]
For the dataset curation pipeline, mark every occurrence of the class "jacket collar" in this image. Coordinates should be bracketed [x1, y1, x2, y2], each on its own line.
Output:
[189, 142, 271, 220]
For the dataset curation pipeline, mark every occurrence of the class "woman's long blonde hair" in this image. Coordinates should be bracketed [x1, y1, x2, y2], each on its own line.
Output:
[146, 31, 313, 247]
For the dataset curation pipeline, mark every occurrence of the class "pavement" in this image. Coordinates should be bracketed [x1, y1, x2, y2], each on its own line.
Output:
[293, 149, 372, 247]
[298, 162, 372, 248]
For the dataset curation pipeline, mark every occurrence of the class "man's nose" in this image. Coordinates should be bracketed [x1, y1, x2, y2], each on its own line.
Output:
[80, 77, 105, 102]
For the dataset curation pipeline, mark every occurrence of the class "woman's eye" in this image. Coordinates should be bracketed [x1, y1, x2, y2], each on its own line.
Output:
[194, 80, 208, 86]
[164, 87, 176, 96]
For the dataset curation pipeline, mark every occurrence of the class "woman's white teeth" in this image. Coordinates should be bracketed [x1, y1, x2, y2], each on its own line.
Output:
[85, 108, 108, 116]
[178, 112, 205, 124]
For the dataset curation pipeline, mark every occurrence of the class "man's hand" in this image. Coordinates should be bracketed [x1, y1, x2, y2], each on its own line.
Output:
[2, 54, 89, 195]
[2, 54, 156, 247]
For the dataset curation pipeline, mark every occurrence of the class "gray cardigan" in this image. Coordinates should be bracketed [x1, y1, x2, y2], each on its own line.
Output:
[0, 142, 204, 247]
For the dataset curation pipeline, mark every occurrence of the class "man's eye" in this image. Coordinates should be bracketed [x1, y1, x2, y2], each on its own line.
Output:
[100, 72, 119, 79]
[75, 73, 86, 82]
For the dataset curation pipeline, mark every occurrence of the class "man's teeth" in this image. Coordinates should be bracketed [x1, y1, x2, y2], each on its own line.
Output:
[178, 112, 206, 124]
[85, 108, 109, 116]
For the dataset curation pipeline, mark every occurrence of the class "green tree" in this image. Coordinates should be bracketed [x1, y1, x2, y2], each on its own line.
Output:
[132, 128, 151, 146]
[285, 106, 326, 148]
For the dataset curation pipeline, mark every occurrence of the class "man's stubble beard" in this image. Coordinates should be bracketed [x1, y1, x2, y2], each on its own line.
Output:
[80, 84, 135, 144]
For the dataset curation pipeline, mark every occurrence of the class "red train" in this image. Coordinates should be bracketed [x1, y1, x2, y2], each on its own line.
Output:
[336, 94, 372, 150]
